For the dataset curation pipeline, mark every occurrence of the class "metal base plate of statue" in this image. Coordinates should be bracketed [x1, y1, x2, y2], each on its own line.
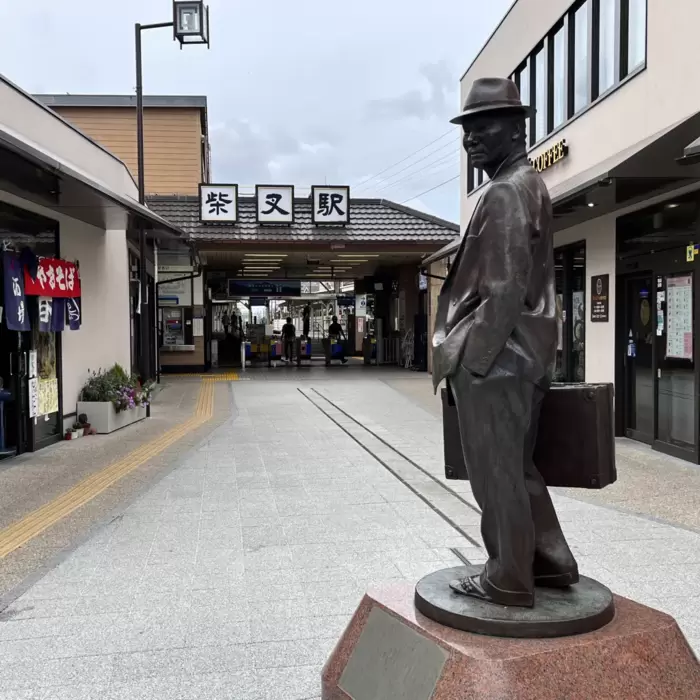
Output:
[322, 582, 700, 700]
[414, 565, 615, 639]
[442, 382, 617, 489]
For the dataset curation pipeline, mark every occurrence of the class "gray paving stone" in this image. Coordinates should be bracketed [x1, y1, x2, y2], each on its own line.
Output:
[3, 375, 700, 699]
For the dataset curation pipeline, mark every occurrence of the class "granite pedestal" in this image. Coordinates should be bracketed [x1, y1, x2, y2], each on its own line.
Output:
[322, 581, 700, 700]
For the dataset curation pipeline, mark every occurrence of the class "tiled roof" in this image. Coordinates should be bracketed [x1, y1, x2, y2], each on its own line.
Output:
[147, 196, 458, 244]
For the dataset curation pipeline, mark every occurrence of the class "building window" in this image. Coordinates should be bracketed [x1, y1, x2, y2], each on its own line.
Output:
[598, 0, 617, 93]
[534, 46, 547, 143]
[626, 0, 647, 73]
[552, 24, 567, 129]
[573, 1, 590, 114]
[517, 60, 531, 145]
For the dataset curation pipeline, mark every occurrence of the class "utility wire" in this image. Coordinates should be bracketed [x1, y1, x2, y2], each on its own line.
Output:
[374, 152, 459, 195]
[401, 174, 461, 204]
[353, 128, 456, 189]
[356, 137, 459, 194]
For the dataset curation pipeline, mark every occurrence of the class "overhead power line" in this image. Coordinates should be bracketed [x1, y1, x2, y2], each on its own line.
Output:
[401, 174, 461, 204]
[353, 128, 456, 190]
[374, 151, 459, 195]
[356, 137, 460, 195]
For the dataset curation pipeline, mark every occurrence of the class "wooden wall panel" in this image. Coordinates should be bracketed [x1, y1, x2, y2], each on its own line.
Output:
[54, 106, 204, 196]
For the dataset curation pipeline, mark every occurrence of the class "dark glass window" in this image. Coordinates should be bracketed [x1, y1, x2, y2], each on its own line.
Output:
[573, 1, 590, 114]
[599, 0, 617, 93]
[554, 242, 587, 382]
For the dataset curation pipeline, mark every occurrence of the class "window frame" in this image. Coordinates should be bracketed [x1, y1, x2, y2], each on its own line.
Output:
[465, 0, 647, 195]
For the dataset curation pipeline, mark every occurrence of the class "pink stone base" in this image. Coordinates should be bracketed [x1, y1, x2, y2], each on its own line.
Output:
[322, 581, 700, 700]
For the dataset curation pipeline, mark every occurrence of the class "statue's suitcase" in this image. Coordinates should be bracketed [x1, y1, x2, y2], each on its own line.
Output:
[442, 382, 617, 489]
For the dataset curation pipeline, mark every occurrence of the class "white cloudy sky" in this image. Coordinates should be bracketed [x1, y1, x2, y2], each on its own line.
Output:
[1, 0, 512, 223]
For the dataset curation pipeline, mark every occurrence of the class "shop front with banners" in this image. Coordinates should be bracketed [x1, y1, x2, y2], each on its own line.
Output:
[0, 202, 82, 456]
[0, 72, 188, 459]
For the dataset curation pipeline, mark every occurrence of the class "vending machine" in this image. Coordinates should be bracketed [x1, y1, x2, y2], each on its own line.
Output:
[161, 307, 194, 351]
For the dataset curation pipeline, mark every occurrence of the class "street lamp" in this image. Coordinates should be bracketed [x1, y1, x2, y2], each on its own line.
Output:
[173, 1, 210, 45]
[135, 3, 210, 382]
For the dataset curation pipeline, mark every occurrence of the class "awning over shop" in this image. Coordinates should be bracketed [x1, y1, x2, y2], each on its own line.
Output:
[551, 111, 700, 227]
[677, 135, 700, 166]
[0, 126, 186, 241]
[421, 237, 460, 267]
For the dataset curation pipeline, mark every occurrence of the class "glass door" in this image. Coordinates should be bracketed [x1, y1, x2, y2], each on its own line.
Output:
[655, 272, 696, 452]
[623, 274, 655, 442]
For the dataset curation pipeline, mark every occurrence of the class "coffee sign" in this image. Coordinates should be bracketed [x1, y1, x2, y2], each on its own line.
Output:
[530, 139, 568, 173]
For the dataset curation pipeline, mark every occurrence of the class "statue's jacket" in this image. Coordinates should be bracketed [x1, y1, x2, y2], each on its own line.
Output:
[432, 152, 558, 393]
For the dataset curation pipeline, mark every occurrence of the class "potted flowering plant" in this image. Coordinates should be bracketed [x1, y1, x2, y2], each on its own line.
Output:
[76, 364, 149, 434]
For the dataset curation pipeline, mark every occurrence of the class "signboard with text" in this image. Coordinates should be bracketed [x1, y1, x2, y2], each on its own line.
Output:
[227, 279, 302, 298]
[256, 185, 294, 224]
[311, 186, 350, 225]
[24, 258, 81, 298]
[591, 274, 609, 322]
[199, 184, 238, 222]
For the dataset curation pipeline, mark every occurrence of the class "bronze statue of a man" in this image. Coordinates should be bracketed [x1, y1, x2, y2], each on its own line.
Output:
[432, 78, 579, 608]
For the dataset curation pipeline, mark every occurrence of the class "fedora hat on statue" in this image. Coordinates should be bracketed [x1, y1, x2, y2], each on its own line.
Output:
[450, 77, 534, 124]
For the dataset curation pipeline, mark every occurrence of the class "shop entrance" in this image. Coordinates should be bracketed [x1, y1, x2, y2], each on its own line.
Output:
[618, 255, 698, 462]
[617, 193, 700, 462]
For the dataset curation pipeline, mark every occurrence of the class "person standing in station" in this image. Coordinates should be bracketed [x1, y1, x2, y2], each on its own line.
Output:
[302, 304, 311, 339]
[328, 315, 348, 364]
[281, 316, 296, 363]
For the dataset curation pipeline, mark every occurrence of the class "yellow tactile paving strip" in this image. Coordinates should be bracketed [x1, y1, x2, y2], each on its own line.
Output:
[0, 380, 215, 560]
[168, 372, 239, 381]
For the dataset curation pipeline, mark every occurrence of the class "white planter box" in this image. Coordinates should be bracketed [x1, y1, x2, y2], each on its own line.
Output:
[76, 402, 147, 434]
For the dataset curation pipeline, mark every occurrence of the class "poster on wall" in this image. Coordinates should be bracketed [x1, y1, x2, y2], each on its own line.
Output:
[38, 378, 59, 416]
[28, 351, 37, 379]
[666, 274, 693, 360]
[590, 274, 609, 322]
[28, 378, 39, 419]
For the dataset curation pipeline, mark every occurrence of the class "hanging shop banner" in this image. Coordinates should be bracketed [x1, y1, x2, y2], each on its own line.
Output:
[38, 297, 53, 332]
[66, 297, 81, 330]
[666, 274, 693, 360]
[3, 253, 30, 331]
[51, 297, 65, 332]
[24, 258, 81, 298]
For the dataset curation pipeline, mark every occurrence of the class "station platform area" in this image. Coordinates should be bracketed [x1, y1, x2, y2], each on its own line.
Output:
[0, 371, 698, 698]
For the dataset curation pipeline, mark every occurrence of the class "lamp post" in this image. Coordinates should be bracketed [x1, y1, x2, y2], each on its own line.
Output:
[135, 1, 210, 381]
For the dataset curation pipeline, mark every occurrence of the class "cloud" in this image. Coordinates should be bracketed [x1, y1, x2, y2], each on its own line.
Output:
[365, 59, 457, 122]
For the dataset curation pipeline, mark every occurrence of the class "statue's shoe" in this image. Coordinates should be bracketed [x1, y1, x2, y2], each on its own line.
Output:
[449, 573, 535, 608]
[534, 570, 579, 588]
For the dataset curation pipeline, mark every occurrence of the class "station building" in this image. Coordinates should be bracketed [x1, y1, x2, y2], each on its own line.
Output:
[41, 93, 459, 375]
[425, 0, 700, 463]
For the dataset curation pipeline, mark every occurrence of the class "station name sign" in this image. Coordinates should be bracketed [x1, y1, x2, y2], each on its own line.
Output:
[529, 139, 568, 173]
[199, 184, 351, 226]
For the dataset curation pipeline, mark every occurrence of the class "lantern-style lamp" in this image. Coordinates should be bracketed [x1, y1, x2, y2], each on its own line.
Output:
[173, 1, 210, 46]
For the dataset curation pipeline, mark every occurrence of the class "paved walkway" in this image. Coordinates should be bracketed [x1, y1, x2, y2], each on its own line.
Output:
[0, 373, 698, 698]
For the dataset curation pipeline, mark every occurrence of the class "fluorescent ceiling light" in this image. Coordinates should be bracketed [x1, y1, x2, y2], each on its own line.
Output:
[330, 259, 366, 264]
[244, 253, 289, 257]
[336, 254, 379, 258]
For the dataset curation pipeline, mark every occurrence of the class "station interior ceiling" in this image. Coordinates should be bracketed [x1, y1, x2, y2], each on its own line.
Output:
[197, 247, 431, 280]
